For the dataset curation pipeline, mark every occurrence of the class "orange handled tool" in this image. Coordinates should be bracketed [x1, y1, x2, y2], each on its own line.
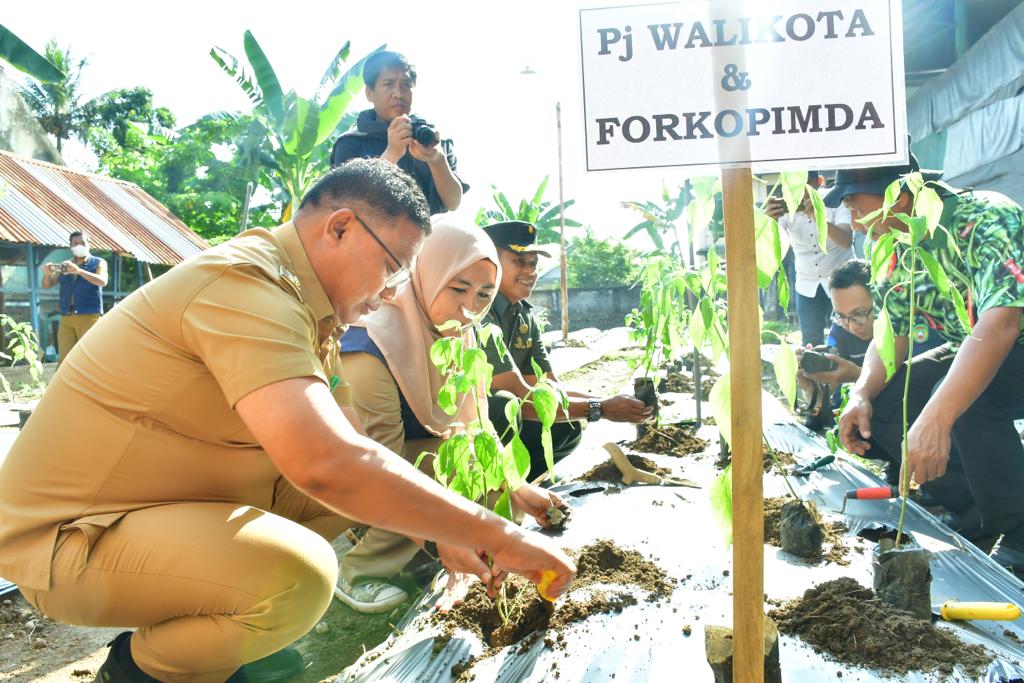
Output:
[838, 486, 900, 513]
[537, 570, 557, 603]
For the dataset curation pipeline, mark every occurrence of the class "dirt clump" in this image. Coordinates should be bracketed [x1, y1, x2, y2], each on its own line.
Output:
[626, 423, 709, 458]
[663, 372, 714, 400]
[763, 497, 851, 565]
[579, 454, 671, 482]
[770, 577, 992, 677]
[437, 540, 674, 679]
[762, 446, 796, 473]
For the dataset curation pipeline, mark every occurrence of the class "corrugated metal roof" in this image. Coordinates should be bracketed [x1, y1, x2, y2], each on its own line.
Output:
[0, 150, 208, 264]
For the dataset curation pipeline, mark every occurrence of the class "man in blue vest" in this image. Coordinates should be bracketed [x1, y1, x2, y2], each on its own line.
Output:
[42, 231, 108, 363]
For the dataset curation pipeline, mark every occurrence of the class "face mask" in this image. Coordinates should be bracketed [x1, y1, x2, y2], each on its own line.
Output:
[71, 245, 88, 258]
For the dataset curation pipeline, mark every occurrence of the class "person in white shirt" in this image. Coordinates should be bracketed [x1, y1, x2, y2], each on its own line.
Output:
[766, 172, 854, 345]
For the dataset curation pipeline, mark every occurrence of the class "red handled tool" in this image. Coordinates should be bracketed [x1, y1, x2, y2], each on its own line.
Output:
[838, 486, 899, 513]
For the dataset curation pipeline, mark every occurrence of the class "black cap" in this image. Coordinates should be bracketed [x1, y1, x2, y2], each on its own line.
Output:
[824, 152, 941, 208]
[481, 221, 551, 257]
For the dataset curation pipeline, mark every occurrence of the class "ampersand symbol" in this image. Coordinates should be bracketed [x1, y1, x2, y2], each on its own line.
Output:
[721, 64, 751, 92]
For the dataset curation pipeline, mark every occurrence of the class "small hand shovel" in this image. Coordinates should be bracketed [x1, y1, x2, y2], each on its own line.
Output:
[790, 455, 835, 477]
[933, 601, 1021, 622]
[836, 486, 900, 513]
[603, 443, 700, 488]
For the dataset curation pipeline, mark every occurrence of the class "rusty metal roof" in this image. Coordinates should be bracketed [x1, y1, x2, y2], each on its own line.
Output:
[0, 150, 208, 264]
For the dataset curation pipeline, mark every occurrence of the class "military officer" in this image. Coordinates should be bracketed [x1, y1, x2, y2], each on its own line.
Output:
[481, 221, 652, 480]
[0, 161, 575, 683]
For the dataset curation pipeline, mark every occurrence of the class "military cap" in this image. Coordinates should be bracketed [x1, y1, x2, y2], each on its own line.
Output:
[481, 221, 551, 257]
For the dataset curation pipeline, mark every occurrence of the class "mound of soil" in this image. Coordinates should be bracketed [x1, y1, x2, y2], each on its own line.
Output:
[663, 372, 714, 400]
[770, 577, 992, 677]
[438, 540, 674, 679]
[626, 423, 710, 458]
[763, 497, 851, 566]
[579, 454, 671, 482]
[715, 445, 796, 472]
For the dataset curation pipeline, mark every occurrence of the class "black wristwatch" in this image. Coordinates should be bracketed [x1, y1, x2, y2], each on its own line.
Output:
[587, 400, 603, 422]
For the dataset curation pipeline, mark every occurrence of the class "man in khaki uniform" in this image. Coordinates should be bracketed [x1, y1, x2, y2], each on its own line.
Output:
[0, 159, 575, 683]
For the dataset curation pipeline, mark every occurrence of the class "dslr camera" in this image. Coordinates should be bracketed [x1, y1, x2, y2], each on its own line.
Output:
[799, 345, 838, 374]
[409, 116, 439, 146]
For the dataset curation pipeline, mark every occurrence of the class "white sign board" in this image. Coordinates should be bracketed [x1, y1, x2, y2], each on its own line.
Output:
[580, 1, 906, 172]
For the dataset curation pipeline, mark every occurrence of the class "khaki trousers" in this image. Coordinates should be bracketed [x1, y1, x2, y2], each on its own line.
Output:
[57, 313, 101, 364]
[22, 479, 352, 683]
[341, 437, 441, 584]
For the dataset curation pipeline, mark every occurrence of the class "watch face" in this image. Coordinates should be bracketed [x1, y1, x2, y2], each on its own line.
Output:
[588, 402, 601, 421]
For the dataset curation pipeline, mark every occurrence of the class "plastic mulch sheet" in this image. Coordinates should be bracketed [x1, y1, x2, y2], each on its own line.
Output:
[340, 395, 1024, 682]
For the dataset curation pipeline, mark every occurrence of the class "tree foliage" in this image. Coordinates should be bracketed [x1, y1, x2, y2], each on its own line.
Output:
[475, 176, 581, 245]
[17, 40, 89, 152]
[565, 229, 640, 289]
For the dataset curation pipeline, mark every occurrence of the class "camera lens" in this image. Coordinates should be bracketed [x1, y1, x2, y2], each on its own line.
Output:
[411, 122, 438, 146]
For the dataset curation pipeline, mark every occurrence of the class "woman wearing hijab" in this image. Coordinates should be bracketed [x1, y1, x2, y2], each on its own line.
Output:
[334, 219, 566, 613]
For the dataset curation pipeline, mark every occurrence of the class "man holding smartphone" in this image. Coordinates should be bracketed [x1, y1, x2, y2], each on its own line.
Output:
[41, 230, 108, 363]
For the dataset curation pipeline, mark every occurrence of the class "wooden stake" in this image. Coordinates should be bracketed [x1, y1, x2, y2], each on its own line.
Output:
[722, 166, 764, 683]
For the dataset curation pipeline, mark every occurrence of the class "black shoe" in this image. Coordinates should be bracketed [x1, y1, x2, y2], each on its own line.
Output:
[990, 531, 1024, 581]
[225, 647, 304, 683]
[93, 632, 158, 683]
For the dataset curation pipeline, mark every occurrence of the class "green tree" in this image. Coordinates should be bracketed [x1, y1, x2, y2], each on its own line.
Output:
[84, 87, 175, 156]
[475, 176, 581, 244]
[565, 229, 640, 288]
[17, 40, 89, 153]
[0, 24, 63, 82]
[210, 32, 384, 220]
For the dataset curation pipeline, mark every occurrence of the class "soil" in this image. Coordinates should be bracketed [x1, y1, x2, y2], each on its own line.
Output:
[436, 540, 674, 680]
[717, 444, 796, 473]
[770, 577, 992, 678]
[625, 423, 709, 458]
[763, 497, 851, 566]
[578, 454, 671, 482]
[662, 372, 714, 400]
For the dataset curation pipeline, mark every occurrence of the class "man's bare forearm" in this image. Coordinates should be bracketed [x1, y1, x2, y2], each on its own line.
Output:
[851, 336, 908, 401]
[428, 156, 462, 210]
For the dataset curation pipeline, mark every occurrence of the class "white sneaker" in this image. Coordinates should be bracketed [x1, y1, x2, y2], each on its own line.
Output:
[334, 577, 409, 613]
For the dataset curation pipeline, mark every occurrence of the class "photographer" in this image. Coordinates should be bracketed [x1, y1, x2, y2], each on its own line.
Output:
[330, 51, 466, 215]
[766, 172, 854, 346]
[798, 260, 944, 431]
[41, 230, 108, 363]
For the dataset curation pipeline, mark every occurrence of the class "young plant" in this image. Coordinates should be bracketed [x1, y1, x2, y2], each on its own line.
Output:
[859, 172, 964, 547]
[0, 314, 46, 400]
[417, 314, 568, 624]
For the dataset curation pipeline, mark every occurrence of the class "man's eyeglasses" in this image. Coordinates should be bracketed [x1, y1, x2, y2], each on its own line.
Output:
[831, 309, 874, 327]
[352, 213, 411, 289]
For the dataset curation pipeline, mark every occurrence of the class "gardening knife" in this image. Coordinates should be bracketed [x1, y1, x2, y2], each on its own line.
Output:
[837, 486, 899, 513]
[790, 455, 835, 477]
[932, 601, 1022, 622]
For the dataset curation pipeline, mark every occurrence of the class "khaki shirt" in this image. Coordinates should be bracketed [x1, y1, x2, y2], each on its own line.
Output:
[0, 223, 349, 591]
[482, 292, 552, 377]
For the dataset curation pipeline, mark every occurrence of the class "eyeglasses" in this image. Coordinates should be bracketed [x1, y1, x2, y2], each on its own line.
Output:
[831, 309, 874, 327]
[352, 213, 411, 289]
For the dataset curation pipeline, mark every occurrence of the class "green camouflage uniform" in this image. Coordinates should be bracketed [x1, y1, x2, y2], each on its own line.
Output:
[878, 190, 1024, 348]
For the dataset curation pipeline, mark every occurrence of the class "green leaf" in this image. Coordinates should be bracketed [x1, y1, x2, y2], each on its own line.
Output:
[874, 306, 897, 381]
[315, 44, 386, 145]
[474, 432, 503, 491]
[532, 384, 558, 429]
[493, 489, 513, 521]
[504, 394, 521, 427]
[413, 449, 432, 470]
[210, 46, 262, 105]
[754, 211, 782, 288]
[541, 427, 555, 478]
[869, 232, 896, 285]
[773, 344, 797, 407]
[915, 185, 943, 237]
[778, 267, 790, 311]
[883, 178, 903, 212]
[529, 357, 546, 381]
[509, 434, 531, 484]
[0, 25, 64, 82]
[242, 31, 284, 124]
[530, 176, 550, 208]
[808, 185, 828, 252]
[780, 171, 808, 218]
[918, 251, 950, 296]
[689, 302, 707, 349]
[950, 287, 972, 334]
[438, 383, 458, 415]
[908, 216, 928, 247]
[462, 348, 489, 385]
[709, 373, 732, 446]
[709, 464, 734, 546]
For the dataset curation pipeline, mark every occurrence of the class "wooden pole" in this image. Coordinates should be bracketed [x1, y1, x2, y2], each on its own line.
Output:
[722, 167, 764, 683]
[556, 101, 569, 342]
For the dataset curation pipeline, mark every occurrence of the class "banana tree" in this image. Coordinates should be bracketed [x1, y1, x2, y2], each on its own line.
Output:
[475, 176, 580, 245]
[211, 32, 385, 220]
[0, 24, 63, 82]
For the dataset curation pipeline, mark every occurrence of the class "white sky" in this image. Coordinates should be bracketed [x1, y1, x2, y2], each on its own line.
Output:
[4, 0, 685, 244]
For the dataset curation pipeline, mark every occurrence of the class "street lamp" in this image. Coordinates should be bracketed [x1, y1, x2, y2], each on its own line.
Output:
[520, 65, 569, 342]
